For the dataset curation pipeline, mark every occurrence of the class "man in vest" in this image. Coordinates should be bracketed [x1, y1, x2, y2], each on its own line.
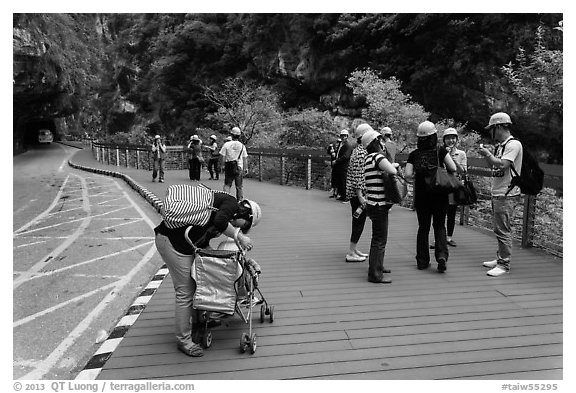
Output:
[151, 135, 166, 183]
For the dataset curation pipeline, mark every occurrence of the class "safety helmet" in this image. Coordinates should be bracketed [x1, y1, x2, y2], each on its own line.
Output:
[225, 136, 232, 141]
[231, 127, 241, 136]
[442, 127, 458, 139]
[191, 134, 200, 141]
[381, 126, 392, 136]
[154, 135, 161, 139]
[355, 123, 373, 139]
[361, 129, 381, 149]
[340, 129, 349, 136]
[417, 121, 437, 137]
[210, 134, 217, 140]
[241, 199, 262, 228]
[485, 112, 512, 129]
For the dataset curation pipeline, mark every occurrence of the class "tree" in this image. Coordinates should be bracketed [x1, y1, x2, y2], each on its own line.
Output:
[202, 77, 283, 145]
[346, 68, 430, 151]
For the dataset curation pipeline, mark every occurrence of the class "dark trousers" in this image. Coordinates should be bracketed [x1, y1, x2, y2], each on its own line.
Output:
[188, 158, 201, 181]
[349, 197, 367, 243]
[415, 194, 449, 267]
[208, 158, 220, 179]
[446, 204, 458, 237]
[366, 204, 392, 281]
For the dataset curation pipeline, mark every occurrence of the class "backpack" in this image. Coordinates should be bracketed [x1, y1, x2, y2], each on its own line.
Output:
[502, 138, 544, 196]
[161, 184, 217, 229]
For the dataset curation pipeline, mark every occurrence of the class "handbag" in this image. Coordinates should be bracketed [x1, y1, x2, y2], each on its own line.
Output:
[425, 148, 463, 194]
[383, 173, 408, 204]
[224, 145, 244, 176]
[454, 175, 478, 205]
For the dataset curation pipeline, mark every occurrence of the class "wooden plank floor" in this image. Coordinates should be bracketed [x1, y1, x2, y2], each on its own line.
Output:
[96, 178, 563, 380]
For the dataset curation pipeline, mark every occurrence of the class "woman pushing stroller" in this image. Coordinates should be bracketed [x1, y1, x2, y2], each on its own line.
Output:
[154, 184, 262, 357]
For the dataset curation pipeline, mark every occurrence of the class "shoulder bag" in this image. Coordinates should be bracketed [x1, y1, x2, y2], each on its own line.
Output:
[425, 148, 463, 194]
[453, 174, 478, 205]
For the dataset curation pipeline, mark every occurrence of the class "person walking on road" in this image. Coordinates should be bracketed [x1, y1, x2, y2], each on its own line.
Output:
[362, 127, 399, 284]
[478, 112, 523, 277]
[405, 121, 457, 273]
[151, 135, 166, 183]
[220, 127, 248, 200]
[154, 184, 262, 357]
[206, 135, 220, 180]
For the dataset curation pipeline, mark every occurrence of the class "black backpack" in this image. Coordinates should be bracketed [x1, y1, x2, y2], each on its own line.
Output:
[502, 138, 544, 196]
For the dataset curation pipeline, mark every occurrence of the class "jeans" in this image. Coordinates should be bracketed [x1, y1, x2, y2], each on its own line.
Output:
[224, 165, 244, 200]
[155, 233, 197, 347]
[366, 204, 392, 281]
[415, 193, 448, 267]
[492, 195, 521, 263]
[152, 158, 164, 181]
[349, 196, 367, 244]
[188, 158, 201, 181]
[208, 158, 220, 179]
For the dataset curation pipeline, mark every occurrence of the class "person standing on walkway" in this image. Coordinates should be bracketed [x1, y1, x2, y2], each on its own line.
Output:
[333, 129, 353, 201]
[206, 135, 220, 180]
[344, 124, 371, 263]
[442, 128, 468, 247]
[405, 121, 457, 273]
[381, 126, 397, 163]
[187, 135, 203, 181]
[151, 134, 166, 183]
[362, 127, 398, 284]
[478, 112, 523, 277]
[154, 184, 262, 357]
[327, 140, 339, 198]
[220, 126, 248, 200]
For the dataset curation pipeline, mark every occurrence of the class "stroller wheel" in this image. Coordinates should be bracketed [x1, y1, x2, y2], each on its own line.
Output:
[260, 305, 266, 323]
[249, 333, 257, 354]
[269, 305, 275, 323]
[240, 332, 249, 353]
[202, 330, 213, 348]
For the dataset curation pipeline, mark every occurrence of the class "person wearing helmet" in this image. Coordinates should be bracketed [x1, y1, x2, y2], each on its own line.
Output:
[343, 123, 372, 263]
[380, 126, 397, 163]
[186, 134, 204, 181]
[151, 134, 166, 183]
[361, 127, 399, 283]
[405, 121, 457, 273]
[220, 126, 248, 200]
[154, 184, 262, 357]
[478, 112, 523, 277]
[442, 128, 468, 247]
[206, 135, 220, 180]
[333, 129, 353, 201]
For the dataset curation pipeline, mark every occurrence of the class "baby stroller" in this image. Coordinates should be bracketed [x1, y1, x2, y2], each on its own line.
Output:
[185, 228, 274, 354]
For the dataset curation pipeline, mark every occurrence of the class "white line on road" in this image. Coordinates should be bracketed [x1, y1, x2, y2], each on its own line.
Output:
[99, 218, 145, 232]
[15, 240, 48, 248]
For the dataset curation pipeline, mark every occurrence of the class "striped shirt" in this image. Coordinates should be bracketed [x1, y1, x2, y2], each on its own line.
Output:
[161, 184, 218, 229]
[345, 145, 367, 200]
[364, 152, 393, 206]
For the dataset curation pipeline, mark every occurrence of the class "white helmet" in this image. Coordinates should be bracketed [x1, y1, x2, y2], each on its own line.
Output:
[417, 121, 437, 137]
[485, 112, 512, 129]
[340, 129, 349, 137]
[191, 134, 200, 141]
[210, 134, 217, 140]
[242, 199, 262, 228]
[154, 135, 161, 140]
[355, 123, 373, 139]
[361, 129, 381, 148]
[225, 135, 232, 141]
[442, 127, 458, 139]
[381, 126, 392, 136]
[231, 126, 241, 136]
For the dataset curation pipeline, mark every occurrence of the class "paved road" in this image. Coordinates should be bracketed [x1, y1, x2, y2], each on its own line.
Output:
[13, 143, 164, 379]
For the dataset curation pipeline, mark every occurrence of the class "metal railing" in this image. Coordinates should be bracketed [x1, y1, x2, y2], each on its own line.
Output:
[91, 142, 563, 257]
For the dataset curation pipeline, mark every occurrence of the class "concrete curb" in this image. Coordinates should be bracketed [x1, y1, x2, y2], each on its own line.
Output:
[68, 158, 166, 380]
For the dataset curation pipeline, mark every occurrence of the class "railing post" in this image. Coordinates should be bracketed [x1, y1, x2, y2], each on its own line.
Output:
[116, 148, 120, 167]
[280, 154, 286, 185]
[306, 155, 312, 190]
[126, 149, 129, 167]
[258, 153, 263, 182]
[106, 147, 110, 165]
[522, 195, 537, 248]
[136, 150, 140, 169]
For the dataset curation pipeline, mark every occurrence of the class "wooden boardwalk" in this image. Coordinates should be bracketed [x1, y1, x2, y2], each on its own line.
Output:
[92, 177, 562, 380]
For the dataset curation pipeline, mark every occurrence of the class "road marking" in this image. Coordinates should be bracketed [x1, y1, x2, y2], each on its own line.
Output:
[99, 218, 145, 232]
[47, 206, 84, 216]
[15, 240, 48, 248]
[98, 196, 125, 205]
[20, 243, 158, 380]
[13, 175, 70, 234]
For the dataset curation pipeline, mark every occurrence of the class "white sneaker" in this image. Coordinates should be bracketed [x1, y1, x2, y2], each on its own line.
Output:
[354, 250, 369, 258]
[482, 259, 498, 268]
[346, 254, 366, 263]
[487, 265, 509, 277]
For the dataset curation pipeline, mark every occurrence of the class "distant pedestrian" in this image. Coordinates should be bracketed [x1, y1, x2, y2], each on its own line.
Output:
[380, 126, 397, 163]
[344, 124, 371, 263]
[220, 127, 248, 200]
[478, 112, 523, 277]
[442, 128, 468, 247]
[206, 135, 220, 180]
[186, 135, 203, 181]
[151, 135, 166, 183]
[327, 140, 339, 198]
[362, 127, 399, 284]
[405, 121, 457, 273]
[333, 129, 353, 201]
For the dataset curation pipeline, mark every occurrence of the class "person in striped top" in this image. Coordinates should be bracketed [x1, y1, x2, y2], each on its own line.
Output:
[154, 184, 262, 357]
[361, 127, 399, 284]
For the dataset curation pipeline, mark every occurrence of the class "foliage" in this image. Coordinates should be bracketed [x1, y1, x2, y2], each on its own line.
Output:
[202, 77, 283, 146]
[279, 108, 337, 148]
